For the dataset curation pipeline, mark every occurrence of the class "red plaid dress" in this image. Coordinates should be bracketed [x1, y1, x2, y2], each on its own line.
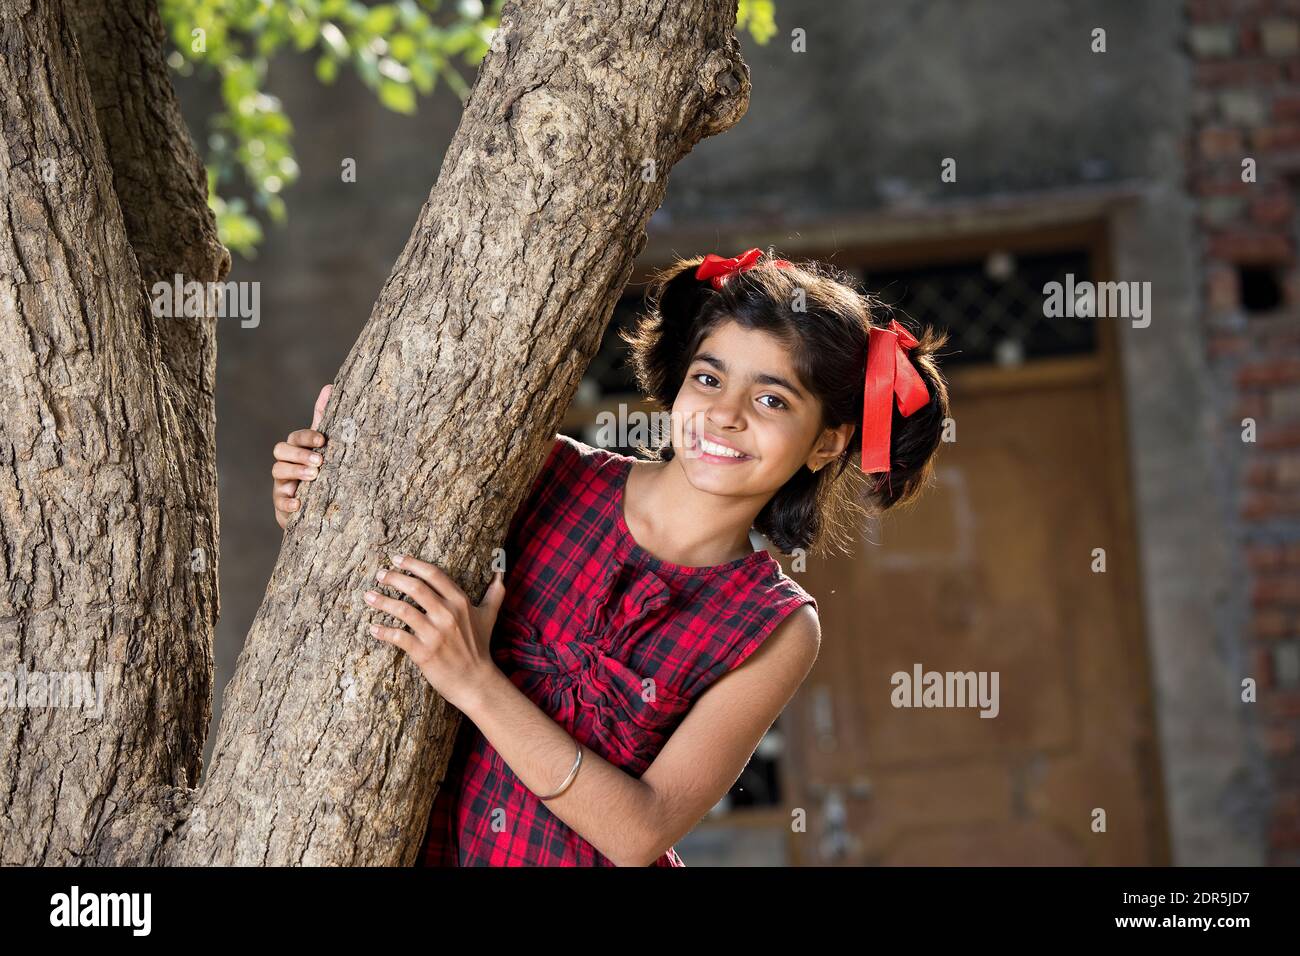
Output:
[418, 433, 817, 866]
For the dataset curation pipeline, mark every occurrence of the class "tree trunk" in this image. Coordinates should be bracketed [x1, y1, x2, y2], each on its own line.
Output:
[0, 0, 223, 865]
[0, 0, 750, 866]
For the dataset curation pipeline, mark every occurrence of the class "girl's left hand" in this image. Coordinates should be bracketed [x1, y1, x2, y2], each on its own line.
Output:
[364, 553, 506, 712]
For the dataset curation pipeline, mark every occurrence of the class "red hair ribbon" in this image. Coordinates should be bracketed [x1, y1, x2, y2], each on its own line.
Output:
[860, 318, 930, 475]
[695, 247, 792, 290]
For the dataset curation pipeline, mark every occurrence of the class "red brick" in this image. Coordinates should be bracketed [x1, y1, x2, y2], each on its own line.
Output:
[1274, 789, 1300, 817]
[1254, 573, 1300, 605]
[1262, 424, 1300, 448]
[1251, 124, 1300, 149]
[1266, 690, 1300, 718]
[1237, 358, 1300, 387]
[1248, 542, 1285, 570]
[1270, 811, 1300, 848]
[1245, 491, 1300, 520]
[1187, 0, 1244, 22]
[1274, 93, 1300, 120]
[1200, 126, 1246, 159]
[1241, 22, 1262, 55]
[1235, 392, 1269, 414]
[1197, 59, 1288, 87]
[1210, 332, 1249, 357]
[1251, 192, 1295, 224]
[1193, 177, 1256, 197]
[1254, 607, 1293, 638]
[1266, 723, 1297, 754]
[1256, 645, 1277, 687]
[1248, 459, 1275, 487]
[1286, 543, 1300, 565]
[1207, 229, 1293, 263]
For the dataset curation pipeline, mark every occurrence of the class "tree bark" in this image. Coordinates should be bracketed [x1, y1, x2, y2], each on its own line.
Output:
[0, 0, 220, 864]
[1, 0, 750, 866]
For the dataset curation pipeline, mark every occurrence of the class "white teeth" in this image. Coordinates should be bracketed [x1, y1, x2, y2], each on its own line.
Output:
[698, 435, 746, 458]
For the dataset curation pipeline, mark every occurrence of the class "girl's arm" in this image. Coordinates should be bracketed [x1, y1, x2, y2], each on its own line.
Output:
[464, 604, 821, 866]
[365, 553, 820, 867]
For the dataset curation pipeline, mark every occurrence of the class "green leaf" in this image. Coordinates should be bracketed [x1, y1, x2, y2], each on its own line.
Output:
[363, 5, 399, 34]
[315, 55, 339, 84]
[378, 79, 416, 113]
[389, 32, 417, 60]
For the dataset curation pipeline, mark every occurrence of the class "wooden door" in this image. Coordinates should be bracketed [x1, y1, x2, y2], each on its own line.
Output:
[784, 353, 1169, 865]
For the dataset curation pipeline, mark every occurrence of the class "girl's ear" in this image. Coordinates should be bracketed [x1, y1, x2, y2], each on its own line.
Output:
[806, 424, 857, 473]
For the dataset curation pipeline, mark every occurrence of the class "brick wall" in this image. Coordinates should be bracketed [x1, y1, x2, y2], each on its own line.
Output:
[1188, 0, 1300, 865]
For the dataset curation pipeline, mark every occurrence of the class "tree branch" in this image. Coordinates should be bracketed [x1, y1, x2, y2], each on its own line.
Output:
[66, 0, 224, 625]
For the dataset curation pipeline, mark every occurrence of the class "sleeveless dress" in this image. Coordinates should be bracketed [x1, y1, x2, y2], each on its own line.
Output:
[418, 433, 818, 866]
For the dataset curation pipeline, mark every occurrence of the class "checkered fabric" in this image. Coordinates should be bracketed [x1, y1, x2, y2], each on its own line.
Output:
[419, 433, 817, 866]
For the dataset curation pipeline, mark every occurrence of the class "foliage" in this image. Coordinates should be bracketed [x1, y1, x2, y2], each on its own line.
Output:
[159, 0, 780, 257]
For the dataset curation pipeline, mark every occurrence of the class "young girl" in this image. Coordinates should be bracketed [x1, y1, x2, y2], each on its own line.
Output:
[270, 248, 950, 866]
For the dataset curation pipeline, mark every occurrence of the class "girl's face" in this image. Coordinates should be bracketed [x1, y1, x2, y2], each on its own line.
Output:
[669, 319, 853, 497]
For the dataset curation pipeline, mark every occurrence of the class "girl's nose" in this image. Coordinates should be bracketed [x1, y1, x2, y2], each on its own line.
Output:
[706, 400, 744, 429]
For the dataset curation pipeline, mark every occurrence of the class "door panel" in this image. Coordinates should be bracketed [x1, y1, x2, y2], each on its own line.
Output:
[787, 365, 1163, 865]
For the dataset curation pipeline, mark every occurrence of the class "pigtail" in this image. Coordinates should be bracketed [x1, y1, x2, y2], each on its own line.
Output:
[862, 320, 951, 512]
[619, 257, 713, 409]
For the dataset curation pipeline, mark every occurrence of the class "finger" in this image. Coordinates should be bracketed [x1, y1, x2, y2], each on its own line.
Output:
[274, 478, 299, 498]
[311, 384, 334, 431]
[479, 570, 507, 613]
[375, 568, 440, 619]
[369, 623, 417, 656]
[273, 461, 319, 482]
[388, 554, 468, 614]
[288, 428, 327, 449]
[273, 495, 301, 513]
[364, 590, 430, 636]
[273, 442, 323, 467]
[375, 572, 457, 637]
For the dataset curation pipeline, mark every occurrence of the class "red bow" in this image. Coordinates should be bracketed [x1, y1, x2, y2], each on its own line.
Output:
[861, 319, 929, 475]
[695, 247, 792, 290]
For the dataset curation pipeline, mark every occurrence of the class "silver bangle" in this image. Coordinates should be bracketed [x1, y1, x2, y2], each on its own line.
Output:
[535, 743, 583, 800]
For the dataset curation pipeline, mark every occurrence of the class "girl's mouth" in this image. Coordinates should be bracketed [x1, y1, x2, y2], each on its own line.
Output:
[686, 425, 753, 464]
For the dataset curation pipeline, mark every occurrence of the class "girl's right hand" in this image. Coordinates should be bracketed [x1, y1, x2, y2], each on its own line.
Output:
[272, 384, 333, 530]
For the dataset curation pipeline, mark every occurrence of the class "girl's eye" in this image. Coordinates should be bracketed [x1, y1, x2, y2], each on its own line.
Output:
[692, 372, 719, 388]
[759, 395, 788, 411]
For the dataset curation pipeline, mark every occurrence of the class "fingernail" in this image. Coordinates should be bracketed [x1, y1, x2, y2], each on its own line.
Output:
[288, 500, 299, 509]
[376, 569, 386, 582]
[369, 625, 379, 636]
[364, 591, 376, 603]
[310, 454, 322, 465]
[304, 467, 318, 477]
[391, 554, 404, 566]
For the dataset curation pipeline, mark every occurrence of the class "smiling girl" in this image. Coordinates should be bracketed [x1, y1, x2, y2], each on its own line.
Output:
[271, 248, 949, 866]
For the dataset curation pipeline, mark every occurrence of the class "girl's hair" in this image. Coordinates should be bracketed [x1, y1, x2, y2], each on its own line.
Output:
[618, 251, 950, 559]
